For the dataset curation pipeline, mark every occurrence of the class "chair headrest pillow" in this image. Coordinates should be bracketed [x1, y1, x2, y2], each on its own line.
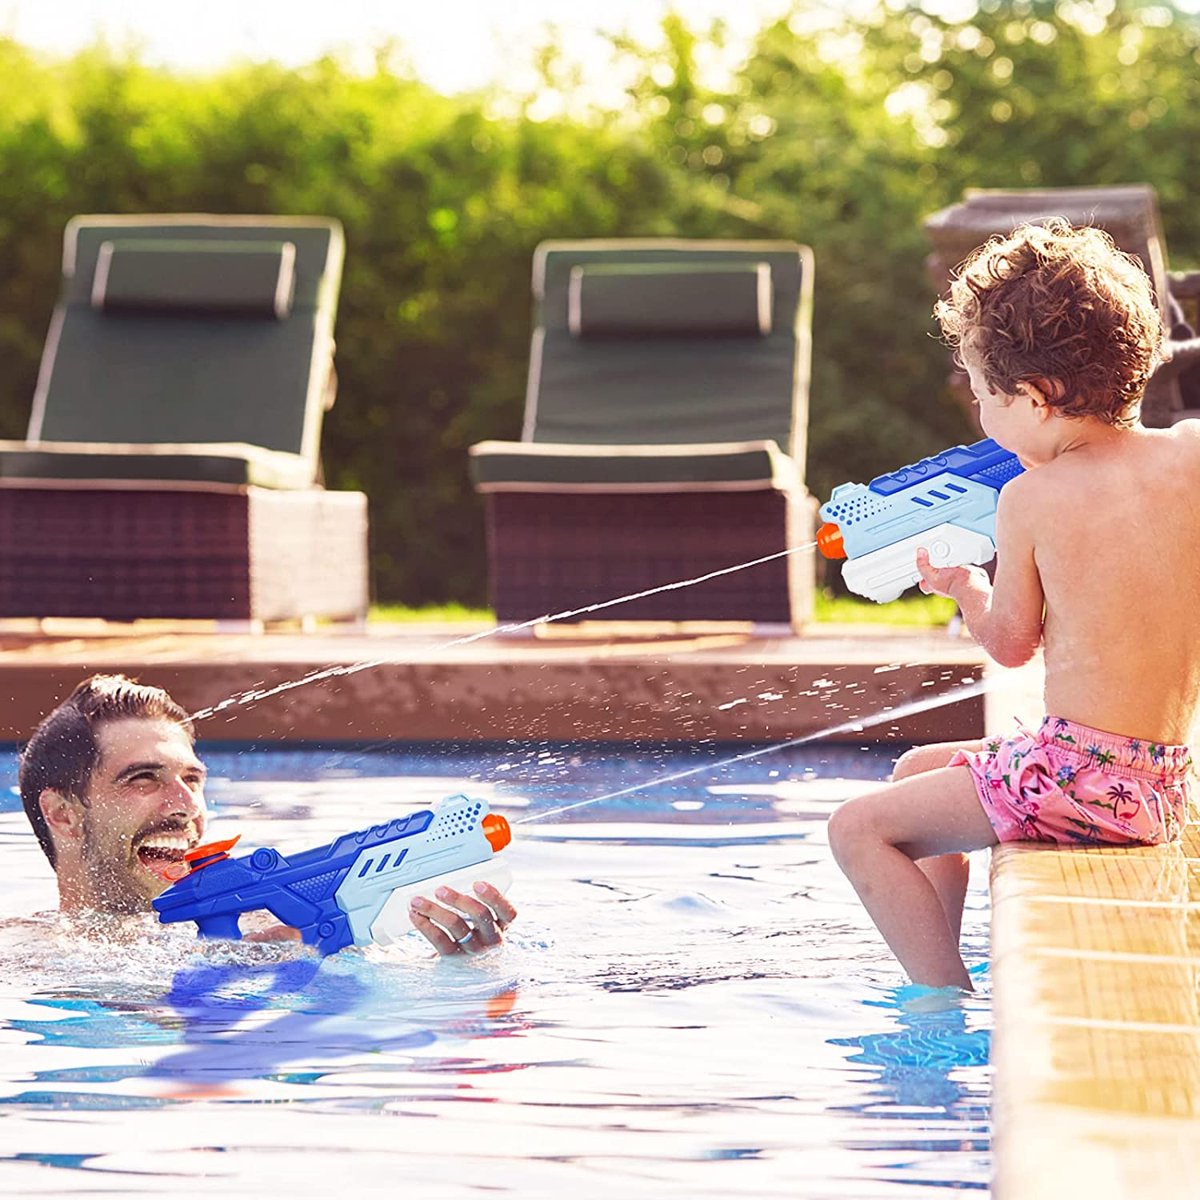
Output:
[92, 238, 296, 319]
[568, 261, 772, 338]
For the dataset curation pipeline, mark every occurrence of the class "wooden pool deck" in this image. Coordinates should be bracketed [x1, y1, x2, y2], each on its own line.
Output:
[0, 618, 1189, 1196]
[0, 618, 1004, 745]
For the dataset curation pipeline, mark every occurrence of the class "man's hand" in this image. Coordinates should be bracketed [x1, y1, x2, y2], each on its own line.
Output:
[408, 882, 517, 956]
[243, 924, 303, 944]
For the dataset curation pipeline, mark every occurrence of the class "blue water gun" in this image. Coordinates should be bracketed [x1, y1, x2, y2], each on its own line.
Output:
[152, 795, 512, 955]
[816, 437, 1024, 603]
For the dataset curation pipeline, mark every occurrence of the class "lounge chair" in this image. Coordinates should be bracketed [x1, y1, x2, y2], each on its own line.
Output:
[469, 239, 816, 630]
[0, 214, 367, 623]
[924, 185, 1200, 427]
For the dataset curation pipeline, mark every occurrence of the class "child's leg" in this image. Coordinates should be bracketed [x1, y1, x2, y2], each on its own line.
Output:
[828, 761, 997, 989]
[893, 740, 984, 942]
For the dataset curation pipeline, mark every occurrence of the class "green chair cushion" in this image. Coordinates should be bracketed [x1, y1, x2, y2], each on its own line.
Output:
[525, 241, 810, 453]
[569, 262, 771, 337]
[94, 239, 296, 319]
[469, 439, 800, 490]
[29, 216, 344, 468]
[0, 441, 313, 489]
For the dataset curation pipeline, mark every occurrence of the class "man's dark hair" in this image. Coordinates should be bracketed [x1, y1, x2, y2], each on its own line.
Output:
[19, 674, 195, 867]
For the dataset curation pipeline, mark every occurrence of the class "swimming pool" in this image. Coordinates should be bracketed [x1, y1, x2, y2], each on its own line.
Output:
[0, 740, 992, 1197]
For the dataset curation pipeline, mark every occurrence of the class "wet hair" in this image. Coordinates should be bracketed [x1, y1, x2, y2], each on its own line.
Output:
[19, 674, 194, 867]
[934, 218, 1164, 427]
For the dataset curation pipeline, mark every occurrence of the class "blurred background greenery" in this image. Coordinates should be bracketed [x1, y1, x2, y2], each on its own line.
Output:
[1, 0, 1197, 605]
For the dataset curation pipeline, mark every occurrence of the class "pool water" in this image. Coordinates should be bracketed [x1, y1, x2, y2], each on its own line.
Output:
[0, 741, 992, 1197]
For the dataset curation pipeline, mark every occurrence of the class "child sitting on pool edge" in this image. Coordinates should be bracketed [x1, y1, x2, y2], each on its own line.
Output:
[828, 218, 1199, 990]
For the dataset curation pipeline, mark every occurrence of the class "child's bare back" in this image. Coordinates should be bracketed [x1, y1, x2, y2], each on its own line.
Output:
[1022, 419, 1200, 746]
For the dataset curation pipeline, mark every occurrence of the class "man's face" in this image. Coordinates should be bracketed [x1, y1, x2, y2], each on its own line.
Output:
[73, 717, 208, 912]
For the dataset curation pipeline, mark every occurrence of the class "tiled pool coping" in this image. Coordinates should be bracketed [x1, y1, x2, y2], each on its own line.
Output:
[990, 825, 1200, 1199]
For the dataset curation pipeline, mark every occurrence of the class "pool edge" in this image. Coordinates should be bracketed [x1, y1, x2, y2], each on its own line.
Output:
[990, 827, 1200, 1199]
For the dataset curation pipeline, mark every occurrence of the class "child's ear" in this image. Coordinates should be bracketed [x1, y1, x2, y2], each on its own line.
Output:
[1018, 376, 1064, 408]
[39, 789, 84, 843]
[1016, 380, 1045, 406]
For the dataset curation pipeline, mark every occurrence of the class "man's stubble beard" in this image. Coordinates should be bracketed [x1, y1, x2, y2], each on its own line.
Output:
[80, 819, 155, 914]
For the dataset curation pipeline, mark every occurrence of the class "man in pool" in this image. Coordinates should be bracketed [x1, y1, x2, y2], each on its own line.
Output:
[19, 673, 516, 955]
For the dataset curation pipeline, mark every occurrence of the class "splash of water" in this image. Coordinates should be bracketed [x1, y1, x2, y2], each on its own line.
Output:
[516, 675, 990, 825]
[189, 542, 818, 721]
[184, 535, 995, 832]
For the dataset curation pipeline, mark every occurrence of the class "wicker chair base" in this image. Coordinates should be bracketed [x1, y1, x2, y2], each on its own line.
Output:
[0, 484, 368, 622]
[483, 488, 815, 628]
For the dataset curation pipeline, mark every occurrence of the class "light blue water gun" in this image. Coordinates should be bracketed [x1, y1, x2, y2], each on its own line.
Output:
[817, 437, 1024, 603]
[151, 795, 512, 955]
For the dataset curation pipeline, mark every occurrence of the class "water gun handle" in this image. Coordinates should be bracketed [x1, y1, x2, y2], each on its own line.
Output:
[368, 859, 514, 948]
[195, 914, 246, 941]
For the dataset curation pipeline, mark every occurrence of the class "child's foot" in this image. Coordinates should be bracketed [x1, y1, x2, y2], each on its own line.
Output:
[896, 982, 969, 1014]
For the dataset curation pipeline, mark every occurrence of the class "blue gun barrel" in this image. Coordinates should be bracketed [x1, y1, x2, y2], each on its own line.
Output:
[151, 795, 511, 956]
[817, 438, 1024, 603]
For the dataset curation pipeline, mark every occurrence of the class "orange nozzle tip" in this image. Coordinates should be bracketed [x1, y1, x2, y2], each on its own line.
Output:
[183, 835, 241, 865]
[483, 813, 511, 853]
[816, 522, 846, 560]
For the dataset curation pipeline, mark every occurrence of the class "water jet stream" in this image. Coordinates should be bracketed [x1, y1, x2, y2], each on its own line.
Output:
[190, 542, 819, 720]
[517, 675, 989, 825]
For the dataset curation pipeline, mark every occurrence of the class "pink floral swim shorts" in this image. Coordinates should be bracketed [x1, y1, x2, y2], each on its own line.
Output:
[950, 715, 1194, 846]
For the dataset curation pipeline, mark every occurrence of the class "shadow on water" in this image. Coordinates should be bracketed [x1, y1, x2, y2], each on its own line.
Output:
[827, 970, 992, 1192]
[4, 926, 524, 1111]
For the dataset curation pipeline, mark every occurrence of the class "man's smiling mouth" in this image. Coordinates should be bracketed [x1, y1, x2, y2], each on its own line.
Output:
[135, 830, 198, 880]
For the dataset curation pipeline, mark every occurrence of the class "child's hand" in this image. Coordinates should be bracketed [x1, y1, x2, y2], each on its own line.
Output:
[915, 547, 972, 599]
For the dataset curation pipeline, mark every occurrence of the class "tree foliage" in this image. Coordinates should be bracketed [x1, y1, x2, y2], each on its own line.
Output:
[0, 2, 1197, 602]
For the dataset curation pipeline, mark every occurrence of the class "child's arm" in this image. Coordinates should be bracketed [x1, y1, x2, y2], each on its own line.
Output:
[917, 474, 1044, 667]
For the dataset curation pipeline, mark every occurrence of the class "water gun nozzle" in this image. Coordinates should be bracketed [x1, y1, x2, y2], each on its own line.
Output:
[483, 812, 511, 853]
[816, 522, 845, 560]
[181, 836, 242, 874]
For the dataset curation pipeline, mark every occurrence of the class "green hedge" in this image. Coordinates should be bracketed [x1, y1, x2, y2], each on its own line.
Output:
[1, 3, 1197, 603]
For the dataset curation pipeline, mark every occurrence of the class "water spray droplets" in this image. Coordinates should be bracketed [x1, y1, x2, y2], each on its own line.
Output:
[181, 537, 993, 832]
[189, 541, 820, 721]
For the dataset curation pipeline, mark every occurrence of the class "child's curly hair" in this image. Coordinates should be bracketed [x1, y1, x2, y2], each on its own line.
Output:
[934, 218, 1164, 427]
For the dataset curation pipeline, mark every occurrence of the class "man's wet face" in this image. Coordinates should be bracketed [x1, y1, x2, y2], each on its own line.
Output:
[76, 718, 208, 912]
